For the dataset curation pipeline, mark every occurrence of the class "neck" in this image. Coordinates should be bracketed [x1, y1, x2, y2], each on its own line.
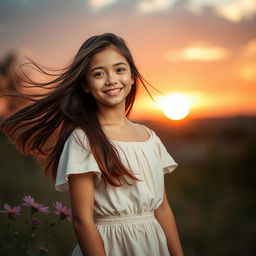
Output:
[97, 104, 130, 127]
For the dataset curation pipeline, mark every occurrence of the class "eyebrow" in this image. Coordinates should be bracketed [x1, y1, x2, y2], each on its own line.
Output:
[90, 62, 128, 73]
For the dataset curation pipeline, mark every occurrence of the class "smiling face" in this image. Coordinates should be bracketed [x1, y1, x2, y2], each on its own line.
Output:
[85, 46, 134, 111]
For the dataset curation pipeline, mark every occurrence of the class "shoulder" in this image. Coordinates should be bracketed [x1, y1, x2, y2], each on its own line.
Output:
[69, 128, 86, 139]
[133, 122, 155, 133]
[66, 128, 89, 148]
[132, 123, 156, 139]
[71, 128, 86, 139]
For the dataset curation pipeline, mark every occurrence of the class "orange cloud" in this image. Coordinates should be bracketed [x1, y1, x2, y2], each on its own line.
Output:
[166, 46, 230, 62]
[239, 64, 256, 81]
[240, 39, 256, 59]
[237, 39, 256, 81]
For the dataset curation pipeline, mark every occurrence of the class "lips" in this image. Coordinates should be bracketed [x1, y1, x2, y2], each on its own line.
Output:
[104, 88, 122, 96]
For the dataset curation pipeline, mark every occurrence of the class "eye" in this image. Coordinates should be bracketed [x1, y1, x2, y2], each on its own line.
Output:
[116, 67, 126, 73]
[93, 71, 104, 78]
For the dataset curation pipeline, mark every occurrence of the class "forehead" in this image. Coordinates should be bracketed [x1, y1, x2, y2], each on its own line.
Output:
[89, 46, 128, 68]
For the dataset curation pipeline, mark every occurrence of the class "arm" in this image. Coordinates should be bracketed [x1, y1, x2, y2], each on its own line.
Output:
[69, 172, 106, 256]
[154, 188, 184, 256]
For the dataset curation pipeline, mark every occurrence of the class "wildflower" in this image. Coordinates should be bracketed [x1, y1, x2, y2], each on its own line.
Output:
[53, 201, 72, 222]
[39, 246, 48, 255]
[31, 217, 41, 228]
[1, 196, 73, 255]
[0, 204, 21, 221]
[22, 195, 49, 214]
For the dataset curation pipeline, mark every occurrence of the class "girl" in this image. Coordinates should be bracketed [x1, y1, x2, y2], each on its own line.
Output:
[0, 33, 184, 256]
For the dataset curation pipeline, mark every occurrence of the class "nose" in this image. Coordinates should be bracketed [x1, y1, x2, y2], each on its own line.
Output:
[105, 72, 117, 86]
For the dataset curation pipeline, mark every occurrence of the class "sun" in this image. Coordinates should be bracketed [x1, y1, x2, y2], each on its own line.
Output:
[157, 93, 191, 120]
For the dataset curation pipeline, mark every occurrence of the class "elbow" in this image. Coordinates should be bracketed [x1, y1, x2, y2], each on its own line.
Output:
[72, 214, 94, 228]
[72, 218, 95, 236]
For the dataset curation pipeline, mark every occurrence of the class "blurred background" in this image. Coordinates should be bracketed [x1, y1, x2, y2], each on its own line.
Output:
[0, 0, 255, 255]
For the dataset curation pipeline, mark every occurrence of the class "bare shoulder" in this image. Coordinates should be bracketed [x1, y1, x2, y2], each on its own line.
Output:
[133, 122, 149, 131]
[133, 122, 145, 130]
[132, 122, 151, 140]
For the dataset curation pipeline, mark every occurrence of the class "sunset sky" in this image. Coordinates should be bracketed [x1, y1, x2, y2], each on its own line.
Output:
[0, 0, 256, 120]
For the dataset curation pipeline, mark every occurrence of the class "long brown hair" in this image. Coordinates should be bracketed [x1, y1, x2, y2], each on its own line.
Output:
[0, 33, 153, 186]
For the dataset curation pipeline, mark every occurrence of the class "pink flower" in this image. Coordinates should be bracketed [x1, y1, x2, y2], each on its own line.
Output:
[32, 217, 41, 227]
[53, 201, 72, 222]
[39, 247, 48, 255]
[22, 195, 49, 214]
[0, 204, 21, 220]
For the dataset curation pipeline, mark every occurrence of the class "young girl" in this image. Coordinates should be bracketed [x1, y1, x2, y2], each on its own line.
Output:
[1, 33, 184, 256]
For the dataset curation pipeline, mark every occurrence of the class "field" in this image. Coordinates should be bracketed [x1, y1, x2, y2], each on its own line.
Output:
[1, 116, 255, 255]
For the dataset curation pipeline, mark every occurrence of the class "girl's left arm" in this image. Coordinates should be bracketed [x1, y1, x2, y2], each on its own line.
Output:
[154, 187, 184, 256]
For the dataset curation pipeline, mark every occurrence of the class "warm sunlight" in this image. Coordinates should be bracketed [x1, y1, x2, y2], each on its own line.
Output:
[157, 93, 191, 120]
[166, 46, 230, 62]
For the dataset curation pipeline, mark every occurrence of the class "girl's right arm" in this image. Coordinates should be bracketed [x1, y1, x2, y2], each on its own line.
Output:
[68, 172, 106, 256]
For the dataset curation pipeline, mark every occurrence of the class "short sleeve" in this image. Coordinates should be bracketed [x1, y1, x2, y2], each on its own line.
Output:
[153, 131, 178, 175]
[55, 129, 102, 192]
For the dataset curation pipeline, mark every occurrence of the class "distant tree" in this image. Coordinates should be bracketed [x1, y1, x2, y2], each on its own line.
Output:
[0, 53, 26, 120]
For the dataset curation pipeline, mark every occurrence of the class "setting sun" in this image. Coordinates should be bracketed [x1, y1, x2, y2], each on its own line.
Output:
[157, 93, 191, 120]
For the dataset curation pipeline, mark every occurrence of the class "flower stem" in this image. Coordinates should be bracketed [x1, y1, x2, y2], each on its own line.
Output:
[44, 218, 62, 249]
[21, 212, 34, 256]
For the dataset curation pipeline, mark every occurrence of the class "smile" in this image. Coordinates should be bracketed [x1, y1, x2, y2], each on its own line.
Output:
[104, 88, 122, 96]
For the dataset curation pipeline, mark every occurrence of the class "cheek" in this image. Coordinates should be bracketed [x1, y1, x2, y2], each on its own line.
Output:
[123, 75, 134, 86]
[124, 78, 134, 96]
[87, 79, 100, 92]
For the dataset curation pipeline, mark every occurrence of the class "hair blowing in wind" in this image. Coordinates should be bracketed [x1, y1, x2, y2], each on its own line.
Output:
[0, 33, 153, 186]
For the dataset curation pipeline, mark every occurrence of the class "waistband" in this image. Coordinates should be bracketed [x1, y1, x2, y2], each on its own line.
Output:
[94, 212, 155, 225]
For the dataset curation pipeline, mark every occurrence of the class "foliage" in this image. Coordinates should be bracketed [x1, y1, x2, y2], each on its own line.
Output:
[0, 195, 72, 256]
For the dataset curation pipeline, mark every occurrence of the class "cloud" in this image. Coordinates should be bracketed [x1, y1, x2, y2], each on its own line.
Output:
[239, 64, 256, 81]
[216, 0, 256, 22]
[137, 0, 175, 13]
[240, 39, 256, 59]
[87, 0, 256, 19]
[238, 39, 256, 81]
[88, 0, 119, 10]
[187, 0, 256, 22]
[166, 45, 230, 62]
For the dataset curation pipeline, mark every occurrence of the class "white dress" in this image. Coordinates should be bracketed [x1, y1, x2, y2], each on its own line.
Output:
[55, 126, 178, 256]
